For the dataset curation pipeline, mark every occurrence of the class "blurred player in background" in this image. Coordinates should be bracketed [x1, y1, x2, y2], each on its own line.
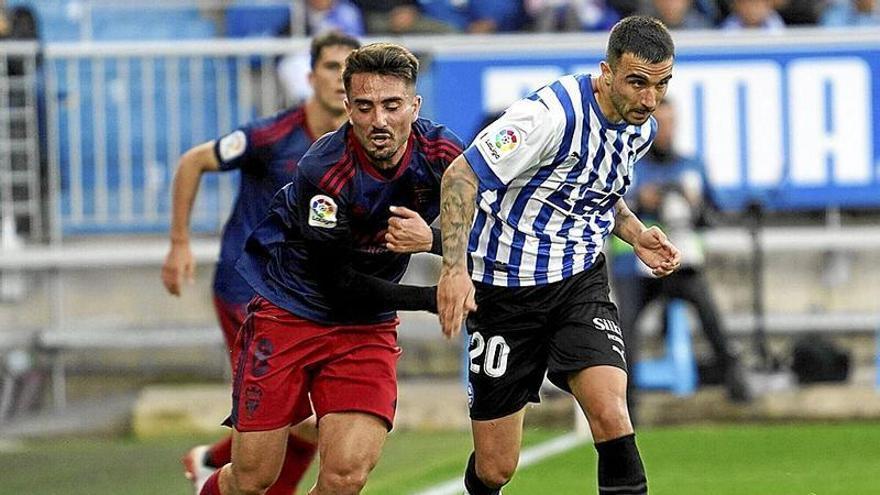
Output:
[437, 16, 678, 495]
[611, 98, 750, 422]
[161, 31, 360, 494]
[198, 43, 462, 495]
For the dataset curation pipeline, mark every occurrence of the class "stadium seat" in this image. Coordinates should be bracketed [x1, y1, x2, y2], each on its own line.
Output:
[634, 299, 698, 396]
[225, 2, 290, 38]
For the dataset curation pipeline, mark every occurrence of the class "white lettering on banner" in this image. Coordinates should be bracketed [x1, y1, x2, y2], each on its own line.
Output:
[788, 58, 872, 185]
[479, 57, 875, 194]
[668, 62, 784, 188]
[481, 66, 563, 113]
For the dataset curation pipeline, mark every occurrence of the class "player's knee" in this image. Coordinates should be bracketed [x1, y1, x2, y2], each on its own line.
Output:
[477, 457, 517, 488]
[230, 462, 276, 495]
[588, 399, 632, 439]
[318, 463, 371, 494]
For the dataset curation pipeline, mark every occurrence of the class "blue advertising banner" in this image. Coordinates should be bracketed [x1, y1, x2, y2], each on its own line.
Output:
[424, 34, 880, 211]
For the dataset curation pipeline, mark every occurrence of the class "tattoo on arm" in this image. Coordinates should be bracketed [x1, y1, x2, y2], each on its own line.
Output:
[440, 158, 479, 270]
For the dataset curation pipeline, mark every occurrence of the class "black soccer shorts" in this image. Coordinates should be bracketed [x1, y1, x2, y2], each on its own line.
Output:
[465, 254, 628, 421]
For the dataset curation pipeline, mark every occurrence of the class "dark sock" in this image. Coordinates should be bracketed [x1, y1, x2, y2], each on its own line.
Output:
[463, 452, 501, 495]
[595, 434, 647, 495]
[200, 469, 222, 495]
[265, 436, 318, 495]
[207, 436, 233, 468]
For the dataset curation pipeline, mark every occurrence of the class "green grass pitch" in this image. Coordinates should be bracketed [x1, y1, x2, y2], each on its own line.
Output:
[1, 422, 878, 494]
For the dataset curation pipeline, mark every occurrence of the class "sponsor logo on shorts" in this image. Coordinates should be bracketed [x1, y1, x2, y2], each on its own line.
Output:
[467, 382, 474, 409]
[308, 194, 338, 228]
[218, 130, 247, 162]
[593, 317, 626, 363]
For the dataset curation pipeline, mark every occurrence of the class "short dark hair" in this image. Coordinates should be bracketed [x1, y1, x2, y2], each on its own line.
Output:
[310, 31, 361, 69]
[342, 43, 419, 94]
[606, 16, 675, 68]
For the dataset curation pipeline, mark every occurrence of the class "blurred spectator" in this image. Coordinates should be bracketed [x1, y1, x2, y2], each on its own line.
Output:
[720, 0, 786, 29]
[776, 0, 822, 25]
[305, 0, 364, 36]
[611, 99, 751, 422]
[420, 0, 527, 33]
[642, 0, 714, 29]
[0, 1, 38, 76]
[353, 0, 456, 34]
[526, 0, 621, 31]
[821, 0, 880, 26]
[0, 1, 37, 41]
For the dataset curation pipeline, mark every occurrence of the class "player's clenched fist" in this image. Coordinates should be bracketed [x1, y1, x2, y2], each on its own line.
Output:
[437, 266, 477, 339]
[385, 205, 432, 253]
[161, 242, 195, 296]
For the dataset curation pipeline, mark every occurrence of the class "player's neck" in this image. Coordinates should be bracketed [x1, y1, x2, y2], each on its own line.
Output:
[304, 98, 346, 138]
[592, 77, 625, 124]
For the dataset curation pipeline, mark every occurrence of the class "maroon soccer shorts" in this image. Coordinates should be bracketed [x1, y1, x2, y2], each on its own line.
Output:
[213, 295, 247, 358]
[229, 296, 401, 432]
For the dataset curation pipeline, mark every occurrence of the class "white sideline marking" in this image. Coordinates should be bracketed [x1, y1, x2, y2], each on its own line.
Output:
[413, 433, 589, 495]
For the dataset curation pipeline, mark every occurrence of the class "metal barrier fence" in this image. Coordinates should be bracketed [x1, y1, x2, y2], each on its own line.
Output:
[42, 38, 313, 239]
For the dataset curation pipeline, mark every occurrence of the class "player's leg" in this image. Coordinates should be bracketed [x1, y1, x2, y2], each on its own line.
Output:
[463, 282, 550, 493]
[466, 409, 526, 493]
[547, 257, 646, 495]
[307, 318, 402, 494]
[568, 366, 647, 495]
[265, 417, 319, 495]
[203, 297, 319, 495]
[183, 295, 250, 493]
[308, 412, 388, 495]
[201, 427, 289, 495]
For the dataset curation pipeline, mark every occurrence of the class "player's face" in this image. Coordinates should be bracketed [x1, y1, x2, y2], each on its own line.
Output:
[602, 53, 673, 126]
[309, 44, 356, 116]
[345, 72, 421, 168]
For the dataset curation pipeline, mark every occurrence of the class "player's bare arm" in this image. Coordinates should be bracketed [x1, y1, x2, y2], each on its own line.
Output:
[613, 197, 681, 277]
[437, 155, 479, 338]
[161, 141, 221, 296]
[385, 205, 437, 254]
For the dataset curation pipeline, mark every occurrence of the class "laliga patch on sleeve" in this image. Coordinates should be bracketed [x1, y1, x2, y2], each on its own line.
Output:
[308, 195, 338, 228]
[218, 130, 247, 162]
[477, 126, 522, 164]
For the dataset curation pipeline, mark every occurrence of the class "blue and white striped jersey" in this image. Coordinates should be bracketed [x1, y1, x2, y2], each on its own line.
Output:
[462, 73, 657, 287]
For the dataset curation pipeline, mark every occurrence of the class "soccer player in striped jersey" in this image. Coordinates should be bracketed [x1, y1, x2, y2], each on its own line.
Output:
[162, 32, 359, 494]
[199, 43, 463, 495]
[437, 16, 680, 495]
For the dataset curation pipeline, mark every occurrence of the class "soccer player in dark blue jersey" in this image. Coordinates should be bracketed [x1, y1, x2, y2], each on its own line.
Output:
[199, 43, 463, 495]
[162, 32, 360, 495]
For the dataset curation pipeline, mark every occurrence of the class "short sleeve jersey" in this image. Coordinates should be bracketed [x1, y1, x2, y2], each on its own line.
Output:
[462, 73, 657, 287]
[211, 106, 316, 304]
[236, 118, 463, 325]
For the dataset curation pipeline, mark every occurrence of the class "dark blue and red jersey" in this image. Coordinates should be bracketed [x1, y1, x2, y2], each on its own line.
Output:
[212, 105, 316, 304]
[236, 117, 463, 325]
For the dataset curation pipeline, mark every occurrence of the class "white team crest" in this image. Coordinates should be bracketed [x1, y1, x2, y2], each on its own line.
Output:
[308, 195, 338, 228]
[218, 130, 247, 162]
[479, 126, 521, 163]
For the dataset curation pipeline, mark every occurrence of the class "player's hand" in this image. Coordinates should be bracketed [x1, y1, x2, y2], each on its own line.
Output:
[634, 226, 681, 277]
[437, 266, 477, 340]
[161, 242, 195, 296]
[386, 205, 432, 253]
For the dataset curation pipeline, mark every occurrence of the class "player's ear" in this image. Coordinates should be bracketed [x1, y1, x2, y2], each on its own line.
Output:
[599, 61, 613, 86]
[307, 70, 316, 88]
[412, 95, 422, 118]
